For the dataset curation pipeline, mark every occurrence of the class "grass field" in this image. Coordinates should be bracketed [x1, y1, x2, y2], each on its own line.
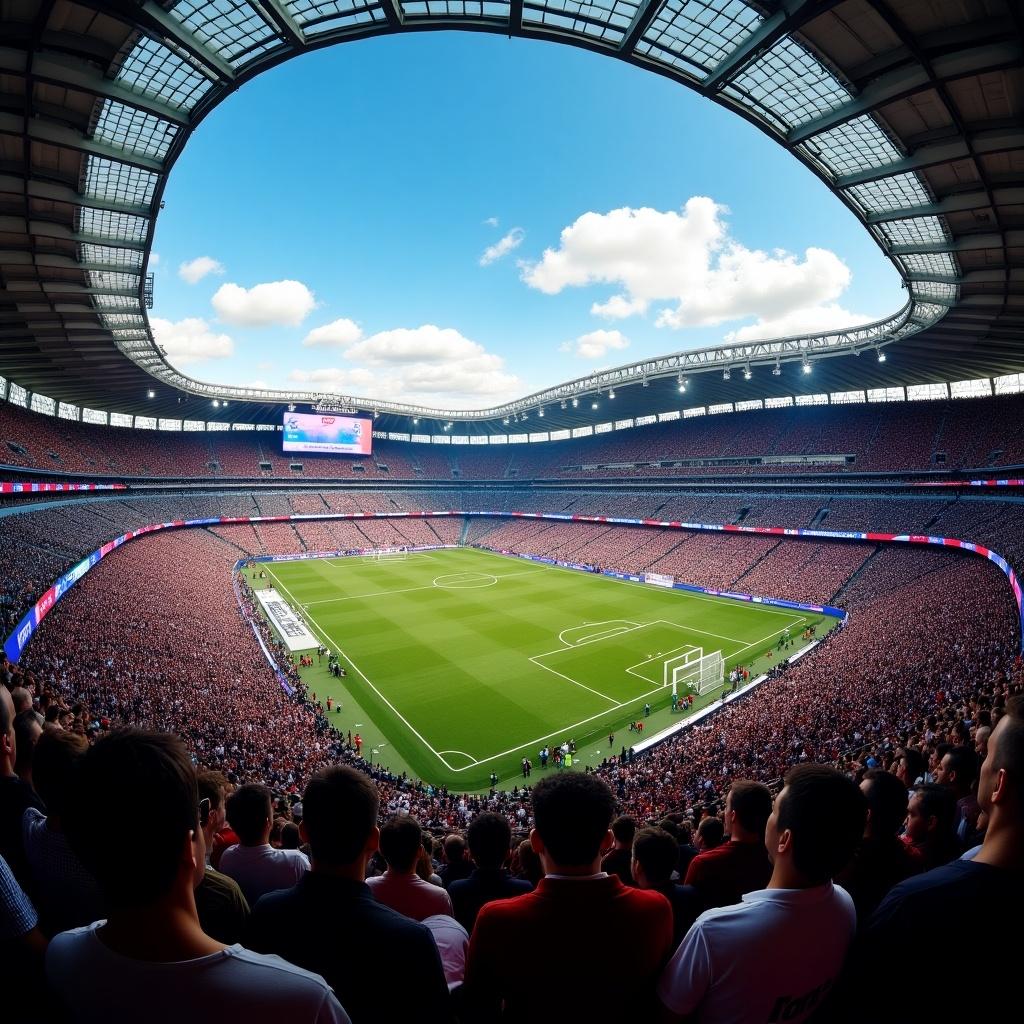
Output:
[251, 547, 831, 790]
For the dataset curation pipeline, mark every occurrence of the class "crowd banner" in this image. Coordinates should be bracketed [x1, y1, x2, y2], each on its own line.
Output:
[5, 509, 1022, 663]
[253, 589, 318, 652]
[0, 481, 126, 493]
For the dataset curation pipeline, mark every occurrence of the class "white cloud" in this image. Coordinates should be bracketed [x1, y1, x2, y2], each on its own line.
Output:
[290, 324, 520, 408]
[484, 216, 499, 228]
[561, 329, 631, 359]
[178, 256, 225, 285]
[302, 318, 363, 348]
[150, 317, 233, 365]
[212, 280, 316, 327]
[480, 227, 525, 266]
[149, 253, 160, 268]
[522, 197, 867, 334]
[256, 360, 274, 371]
[723, 304, 873, 344]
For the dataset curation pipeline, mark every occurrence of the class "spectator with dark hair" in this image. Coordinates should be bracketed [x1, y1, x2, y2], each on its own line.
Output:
[280, 822, 301, 850]
[21, 730, 104, 936]
[658, 765, 866, 1023]
[366, 815, 452, 921]
[12, 709, 41, 787]
[46, 730, 349, 1023]
[684, 781, 773, 910]
[463, 773, 673, 1020]
[220, 783, 309, 906]
[894, 747, 926, 795]
[509, 839, 542, 887]
[194, 771, 249, 944]
[632, 827, 704, 949]
[245, 767, 450, 1024]
[902, 784, 961, 871]
[834, 769, 915, 923]
[438, 833, 473, 889]
[662, 818, 699, 878]
[601, 814, 637, 885]
[695, 816, 725, 853]
[934, 745, 981, 846]
[845, 696, 1024, 1023]
[449, 812, 532, 931]
[0, 685, 44, 883]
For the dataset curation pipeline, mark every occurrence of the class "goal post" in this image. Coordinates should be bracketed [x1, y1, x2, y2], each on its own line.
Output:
[664, 647, 725, 696]
[363, 546, 409, 562]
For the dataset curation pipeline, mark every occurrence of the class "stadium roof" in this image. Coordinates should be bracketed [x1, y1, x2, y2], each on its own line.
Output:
[0, 0, 1021, 434]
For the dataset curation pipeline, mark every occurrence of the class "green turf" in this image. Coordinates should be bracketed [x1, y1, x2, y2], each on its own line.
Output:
[251, 546, 834, 790]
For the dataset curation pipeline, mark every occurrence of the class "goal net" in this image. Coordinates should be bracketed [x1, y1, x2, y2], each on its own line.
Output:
[364, 546, 409, 562]
[664, 647, 725, 695]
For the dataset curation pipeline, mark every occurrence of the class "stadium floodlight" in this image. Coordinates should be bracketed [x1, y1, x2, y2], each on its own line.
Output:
[642, 377, 649, 387]
[591, 401, 599, 409]
[723, 368, 731, 381]
[503, 417, 509, 425]
[412, 417, 418, 425]
[877, 348, 887, 362]
[147, 389, 155, 399]
[608, 389, 615, 399]
[572, 398, 579, 408]
[212, 399, 220, 408]
[538, 408, 544, 417]
[802, 356, 813, 374]
[772, 361, 782, 376]
[560, 400, 567, 410]
[287, 403, 296, 412]
[743, 365, 752, 381]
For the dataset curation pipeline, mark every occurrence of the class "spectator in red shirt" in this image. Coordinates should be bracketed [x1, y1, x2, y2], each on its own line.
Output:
[600, 815, 636, 885]
[462, 773, 672, 1021]
[684, 781, 773, 910]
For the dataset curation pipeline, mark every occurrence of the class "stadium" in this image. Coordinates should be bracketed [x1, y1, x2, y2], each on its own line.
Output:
[1, 1, 1022, 1022]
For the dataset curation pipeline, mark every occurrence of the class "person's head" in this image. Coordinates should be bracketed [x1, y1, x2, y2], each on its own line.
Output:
[280, 822, 300, 849]
[0, 685, 15, 774]
[31, 729, 88, 820]
[896, 747, 926, 788]
[378, 815, 424, 873]
[977, 694, 1024, 832]
[766, 765, 866, 886]
[65, 729, 202, 910]
[530, 773, 615, 871]
[975, 726, 992, 758]
[512, 838, 543, 885]
[631, 827, 679, 889]
[300, 766, 380, 869]
[467, 812, 513, 870]
[611, 815, 637, 849]
[696, 816, 725, 851]
[443, 833, 467, 866]
[13, 710, 42, 781]
[905, 784, 957, 844]
[935, 746, 978, 795]
[196, 770, 229, 841]
[860, 769, 909, 839]
[10, 687, 31, 715]
[225, 784, 273, 846]
[725, 780, 773, 842]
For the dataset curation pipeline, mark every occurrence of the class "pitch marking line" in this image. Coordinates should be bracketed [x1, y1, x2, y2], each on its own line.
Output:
[438, 750, 480, 765]
[557, 619, 642, 648]
[526, 656, 624, 706]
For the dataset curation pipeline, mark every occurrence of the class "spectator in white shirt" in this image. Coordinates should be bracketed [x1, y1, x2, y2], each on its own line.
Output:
[366, 816, 453, 921]
[658, 765, 866, 1024]
[219, 783, 309, 906]
[47, 728, 348, 1024]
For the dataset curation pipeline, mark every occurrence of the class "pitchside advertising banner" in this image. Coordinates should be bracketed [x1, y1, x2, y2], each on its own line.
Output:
[5, 509, 1023, 663]
[282, 412, 373, 456]
[0, 482, 126, 493]
[253, 589, 318, 651]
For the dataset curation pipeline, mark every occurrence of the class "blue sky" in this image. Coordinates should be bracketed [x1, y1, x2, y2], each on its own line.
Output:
[151, 31, 903, 409]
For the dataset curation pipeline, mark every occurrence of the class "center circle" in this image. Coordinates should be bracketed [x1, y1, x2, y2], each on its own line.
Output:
[433, 572, 499, 590]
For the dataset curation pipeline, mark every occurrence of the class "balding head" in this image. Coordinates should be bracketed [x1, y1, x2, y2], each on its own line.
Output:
[10, 687, 32, 714]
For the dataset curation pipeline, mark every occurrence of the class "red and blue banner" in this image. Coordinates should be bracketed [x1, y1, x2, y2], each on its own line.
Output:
[0, 482, 126, 493]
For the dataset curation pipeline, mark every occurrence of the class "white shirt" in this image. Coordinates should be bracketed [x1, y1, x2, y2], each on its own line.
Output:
[46, 922, 349, 1023]
[658, 883, 856, 1024]
[421, 914, 469, 991]
[218, 844, 309, 906]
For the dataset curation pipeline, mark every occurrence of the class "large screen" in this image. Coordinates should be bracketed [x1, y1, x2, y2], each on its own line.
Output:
[282, 412, 373, 456]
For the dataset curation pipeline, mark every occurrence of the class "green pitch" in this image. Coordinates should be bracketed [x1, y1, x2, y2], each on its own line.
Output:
[253, 546, 832, 791]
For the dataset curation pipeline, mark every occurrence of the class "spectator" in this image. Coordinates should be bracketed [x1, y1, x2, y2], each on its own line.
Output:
[463, 773, 673, 1020]
[834, 769, 915, 924]
[194, 771, 250, 944]
[903, 784, 961, 871]
[631, 827, 704, 949]
[47, 729, 349, 1023]
[366, 816, 453, 921]
[421, 914, 470, 992]
[449, 812, 532, 932]
[245, 767, 450, 1024]
[845, 695, 1024, 1023]
[219, 784, 309, 906]
[0, 685, 44, 882]
[21, 730, 104, 936]
[1, 851, 48, 1022]
[12, 709, 41, 787]
[438, 834, 473, 889]
[601, 814, 637, 885]
[934, 745, 981, 846]
[695, 816, 724, 853]
[894, 747, 926, 794]
[685, 781, 773, 910]
[658, 765, 866, 1023]
[509, 839, 542, 886]
[663, 818, 699, 878]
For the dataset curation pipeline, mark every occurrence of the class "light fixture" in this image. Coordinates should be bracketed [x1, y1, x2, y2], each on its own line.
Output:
[678, 382, 687, 393]
[572, 398, 579, 408]
[642, 377, 649, 388]
[560, 400, 567, 410]
[212, 399, 220, 408]
[802, 356, 812, 374]
[877, 348, 887, 363]
[743, 365, 752, 381]
[723, 368, 731, 381]
[287, 403, 296, 412]
[147, 389, 155, 399]
[608, 389, 616, 399]
[222, 400, 228, 406]
[772, 361, 781, 377]
[591, 401, 599, 409]
[503, 417, 510, 425]
[538, 408, 544, 417]
[412, 418, 418, 425]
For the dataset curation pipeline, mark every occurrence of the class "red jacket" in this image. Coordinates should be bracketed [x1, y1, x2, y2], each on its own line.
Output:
[463, 874, 672, 1021]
